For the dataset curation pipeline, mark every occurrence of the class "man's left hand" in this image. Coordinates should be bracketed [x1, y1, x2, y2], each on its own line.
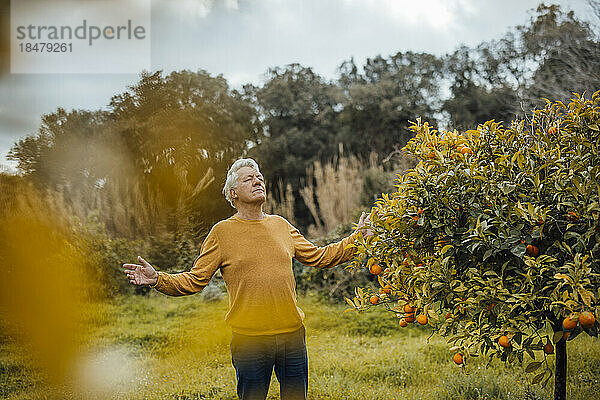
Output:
[357, 212, 373, 239]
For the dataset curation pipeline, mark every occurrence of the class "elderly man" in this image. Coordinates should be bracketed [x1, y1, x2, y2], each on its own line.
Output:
[123, 158, 371, 400]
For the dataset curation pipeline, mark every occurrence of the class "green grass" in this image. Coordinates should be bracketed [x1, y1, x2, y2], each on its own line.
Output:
[1, 294, 599, 399]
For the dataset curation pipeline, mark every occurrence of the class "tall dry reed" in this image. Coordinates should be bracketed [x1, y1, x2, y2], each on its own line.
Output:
[264, 179, 296, 225]
[300, 155, 363, 237]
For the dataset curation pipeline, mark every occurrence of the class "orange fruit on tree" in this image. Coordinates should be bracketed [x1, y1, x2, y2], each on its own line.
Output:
[526, 244, 539, 257]
[370, 264, 382, 275]
[417, 314, 428, 325]
[543, 342, 554, 354]
[445, 312, 453, 320]
[548, 126, 557, 135]
[381, 285, 392, 294]
[418, 207, 424, 214]
[498, 335, 511, 348]
[399, 319, 408, 327]
[579, 311, 596, 329]
[461, 146, 473, 155]
[562, 315, 578, 330]
[404, 313, 416, 323]
[404, 304, 415, 313]
[369, 295, 379, 305]
[453, 352, 464, 365]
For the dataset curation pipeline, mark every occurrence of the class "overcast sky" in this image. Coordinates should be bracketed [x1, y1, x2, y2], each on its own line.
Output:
[0, 0, 595, 172]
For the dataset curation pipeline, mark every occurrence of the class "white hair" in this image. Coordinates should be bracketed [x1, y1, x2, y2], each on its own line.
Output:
[222, 158, 261, 208]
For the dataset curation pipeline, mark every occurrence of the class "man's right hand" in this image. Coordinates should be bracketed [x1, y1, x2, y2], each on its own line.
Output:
[122, 256, 159, 286]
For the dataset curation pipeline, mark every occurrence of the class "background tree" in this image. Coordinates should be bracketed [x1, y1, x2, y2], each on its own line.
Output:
[442, 4, 600, 130]
[252, 55, 441, 230]
[337, 52, 442, 157]
[248, 64, 343, 228]
[442, 46, 518, 130]
[522, 4, 600, 107]
[9, 70, 261, 241]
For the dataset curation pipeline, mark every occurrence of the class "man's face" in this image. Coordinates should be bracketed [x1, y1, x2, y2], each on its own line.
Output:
[232, 166, 266, 206]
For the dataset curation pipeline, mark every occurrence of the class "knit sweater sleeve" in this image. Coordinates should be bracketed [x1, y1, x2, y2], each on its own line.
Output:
[151, 227, 222, 296]
[289, 223, 359, 269]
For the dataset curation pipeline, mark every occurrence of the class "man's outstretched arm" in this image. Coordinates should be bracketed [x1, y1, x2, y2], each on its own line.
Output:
[292, 212, 373, 269]
[122, 227, 222, 296]
[123, 256, 159, 286]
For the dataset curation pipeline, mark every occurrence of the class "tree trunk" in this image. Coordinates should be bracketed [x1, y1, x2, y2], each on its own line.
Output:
[554, 332, 567, 400]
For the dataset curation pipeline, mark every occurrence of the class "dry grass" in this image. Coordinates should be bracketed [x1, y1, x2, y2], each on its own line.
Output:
[55, 166, 214, 238]
[296, 151, 407, 237]
[2, 154, 214, 241]
[300, 155, 363, 237]
[264, 179, 297, 226]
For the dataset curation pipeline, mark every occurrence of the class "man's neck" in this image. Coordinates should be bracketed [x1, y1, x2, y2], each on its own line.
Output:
[235, 205, 266, 220]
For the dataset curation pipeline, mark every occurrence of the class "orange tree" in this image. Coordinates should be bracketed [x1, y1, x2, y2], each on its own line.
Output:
[346, 92, 600, 400]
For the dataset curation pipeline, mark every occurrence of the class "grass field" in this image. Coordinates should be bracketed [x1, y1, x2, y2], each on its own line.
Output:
[1, 294, 599, 399]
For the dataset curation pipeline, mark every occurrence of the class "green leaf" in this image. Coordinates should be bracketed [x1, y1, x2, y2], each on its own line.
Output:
[532, 371, 546, 384]
[553, 331, 564, 344]
[500, 182, 516, 194]
[525, 361, 542, 373]
[441, 245, 453, 254]
[564, 231, 580, 240]
[513, 332, 523, 345]
[483, 249, 493, 261]
[578, 287, 592, 308]
[511, 243, 527, 258]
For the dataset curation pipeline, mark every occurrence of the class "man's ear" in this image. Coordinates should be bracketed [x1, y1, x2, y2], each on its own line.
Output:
[230, 188, 237, 199]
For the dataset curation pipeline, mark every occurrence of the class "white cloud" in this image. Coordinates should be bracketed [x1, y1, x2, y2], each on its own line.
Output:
[224, 0, 239, 10]
[157, 0, 239, 21]
[176, 0, 213, 18]
[342, 0, 478, 30]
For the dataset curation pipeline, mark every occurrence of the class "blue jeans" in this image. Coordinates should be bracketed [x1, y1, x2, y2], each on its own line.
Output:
[230, 326, 308, 400]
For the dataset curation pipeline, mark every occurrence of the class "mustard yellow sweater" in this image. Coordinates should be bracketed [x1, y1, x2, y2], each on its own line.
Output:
[151, 214, 358, 335]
